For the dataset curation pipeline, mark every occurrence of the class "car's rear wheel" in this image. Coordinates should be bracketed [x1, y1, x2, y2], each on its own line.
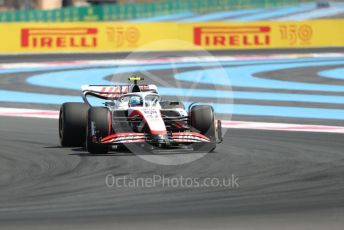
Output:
[59, 102, 89, 147]
[190, 105, 216, 152]
[86, 107, 110, 154]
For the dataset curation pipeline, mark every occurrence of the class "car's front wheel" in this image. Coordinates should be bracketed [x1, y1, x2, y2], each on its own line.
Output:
[190, 105, 216, 152]
[86, 107, 110, 154]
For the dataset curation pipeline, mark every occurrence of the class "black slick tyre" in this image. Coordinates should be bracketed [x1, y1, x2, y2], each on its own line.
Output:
[59, 102, 89, 147]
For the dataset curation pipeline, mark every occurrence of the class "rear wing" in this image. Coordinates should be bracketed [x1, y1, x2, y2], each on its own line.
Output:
[81, 84, 158, 102]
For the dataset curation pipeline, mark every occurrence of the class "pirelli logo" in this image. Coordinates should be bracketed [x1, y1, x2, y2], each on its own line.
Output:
[194, 26, 271, 47]
[21, 28, 98, 48]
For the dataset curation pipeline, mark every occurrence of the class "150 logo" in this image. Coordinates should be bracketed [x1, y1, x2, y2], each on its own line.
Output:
[21, 28, 98, 48]
[107, 26, 140, 47]
[194, 26, 271, 47]
[279, 24, 313, 45]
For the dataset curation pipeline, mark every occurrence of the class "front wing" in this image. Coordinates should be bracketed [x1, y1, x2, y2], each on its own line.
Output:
[100, 132, 211, 144]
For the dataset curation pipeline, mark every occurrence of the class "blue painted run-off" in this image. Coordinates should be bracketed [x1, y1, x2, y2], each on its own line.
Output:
[318, 68, 344, 80]
[2, 57, 344, 120]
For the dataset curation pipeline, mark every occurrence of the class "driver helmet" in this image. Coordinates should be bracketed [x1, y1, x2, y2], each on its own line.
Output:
[129, 96, 142, 107]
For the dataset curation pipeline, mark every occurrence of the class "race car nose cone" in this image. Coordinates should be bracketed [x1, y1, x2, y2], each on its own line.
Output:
[151, 134, 170, 143]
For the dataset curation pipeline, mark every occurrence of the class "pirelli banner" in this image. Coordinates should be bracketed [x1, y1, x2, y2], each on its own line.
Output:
[1, 20, 344, 53]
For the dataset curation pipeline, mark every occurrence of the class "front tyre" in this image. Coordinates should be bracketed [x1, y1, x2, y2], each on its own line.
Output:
[86, 107, 110, 154]
[59, 102, 89, 147]
[190, 105, 216, 152]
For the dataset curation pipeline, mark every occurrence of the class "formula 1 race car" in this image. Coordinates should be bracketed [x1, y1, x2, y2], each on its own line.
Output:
[59, 77, 222, 154]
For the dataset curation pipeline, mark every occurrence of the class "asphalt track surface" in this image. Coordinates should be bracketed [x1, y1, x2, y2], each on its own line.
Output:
[1, 50, 344, 229]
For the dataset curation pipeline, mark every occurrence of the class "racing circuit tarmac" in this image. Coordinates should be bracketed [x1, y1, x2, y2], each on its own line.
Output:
[1, 49, 344, 229]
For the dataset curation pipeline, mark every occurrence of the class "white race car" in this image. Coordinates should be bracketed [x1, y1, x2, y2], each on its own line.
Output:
[59, 77, 222, 154]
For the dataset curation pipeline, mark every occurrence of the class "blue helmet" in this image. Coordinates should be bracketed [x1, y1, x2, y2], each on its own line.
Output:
[129, 96, 141, 107]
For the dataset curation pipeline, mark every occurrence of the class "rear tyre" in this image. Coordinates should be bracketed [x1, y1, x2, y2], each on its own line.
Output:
[190, 105, 216, 152]
[86, 107, 110, 154]
[59, 102, 89, 147]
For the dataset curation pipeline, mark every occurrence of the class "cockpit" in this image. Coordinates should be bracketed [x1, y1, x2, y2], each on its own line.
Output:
[117, 93, 161, 109]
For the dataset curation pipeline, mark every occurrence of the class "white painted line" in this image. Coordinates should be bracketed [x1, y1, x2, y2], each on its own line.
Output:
[221, 120, 344, 134]
[1, 107, 344, 134]
[0, 107, 59, 119]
